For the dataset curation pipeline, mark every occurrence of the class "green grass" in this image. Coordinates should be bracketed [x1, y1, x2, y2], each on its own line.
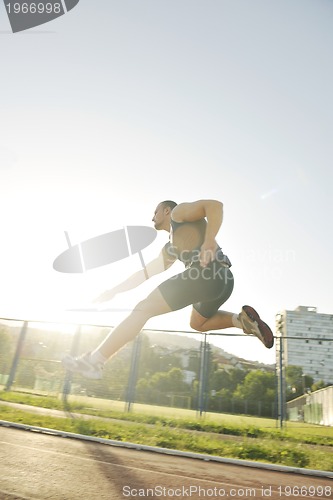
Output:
[1, 391, 332, 445]
[0, 391, 332, 472]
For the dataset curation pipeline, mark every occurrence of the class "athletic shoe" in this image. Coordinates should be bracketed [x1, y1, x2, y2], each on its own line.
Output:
[62, 353, 103, 380]
[239, 305, 274, 349]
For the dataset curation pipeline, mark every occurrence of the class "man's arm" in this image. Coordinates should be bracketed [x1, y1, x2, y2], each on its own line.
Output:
[171, 199, 223, 267]
[94, 246, 176, 303]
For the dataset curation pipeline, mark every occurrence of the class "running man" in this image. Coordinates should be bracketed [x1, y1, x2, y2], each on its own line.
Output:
[62, 199, 274, 379]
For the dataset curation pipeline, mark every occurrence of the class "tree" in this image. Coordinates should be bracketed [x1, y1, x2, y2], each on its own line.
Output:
[311, 380, 329, 392]
[149, 367, 188, 393]
[209, 368, 247, 393]
[206, 368, 248, 413]
[136, 367, 190, 405]
[233, 369, 276, 414]
[137, 335, 183, 379]
[285, 365, 313, 400]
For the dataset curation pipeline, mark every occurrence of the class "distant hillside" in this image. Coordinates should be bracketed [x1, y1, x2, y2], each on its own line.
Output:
[0, 321, 274, 371]
[144, 329, 274, 371]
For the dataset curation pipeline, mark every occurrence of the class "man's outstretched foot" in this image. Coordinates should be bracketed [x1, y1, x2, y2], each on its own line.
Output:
[239, 305, 274, 349]
[62, 353, 104, 380]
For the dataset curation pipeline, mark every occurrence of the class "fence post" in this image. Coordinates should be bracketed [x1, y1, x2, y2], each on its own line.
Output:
[62, 325, 82, 406]
[277, 335, 286, 428]
[198, 332, 209, 417]
[125, 333, 142, 412]
[5, 321, 28, 391]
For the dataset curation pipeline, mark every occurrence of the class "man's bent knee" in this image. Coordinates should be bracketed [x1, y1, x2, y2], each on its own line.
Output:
[190, 317, 208, 332]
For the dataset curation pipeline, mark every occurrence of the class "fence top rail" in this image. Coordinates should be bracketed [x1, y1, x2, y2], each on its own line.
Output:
[0, 316, 246, 337]
[1, 316, 333, 341]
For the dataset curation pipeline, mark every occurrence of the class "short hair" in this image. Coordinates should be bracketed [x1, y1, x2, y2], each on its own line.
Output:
[160, 200, 177, 211]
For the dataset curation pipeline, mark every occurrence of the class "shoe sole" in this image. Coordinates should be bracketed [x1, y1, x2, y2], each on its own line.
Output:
[242, 305, 274, 349]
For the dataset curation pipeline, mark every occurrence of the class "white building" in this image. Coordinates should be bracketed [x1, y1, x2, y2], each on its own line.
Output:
[276, 306, 333, 383]
[287, 385, 333, 426]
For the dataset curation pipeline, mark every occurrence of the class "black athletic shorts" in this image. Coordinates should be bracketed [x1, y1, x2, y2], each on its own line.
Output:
[158, 260, 234, 319]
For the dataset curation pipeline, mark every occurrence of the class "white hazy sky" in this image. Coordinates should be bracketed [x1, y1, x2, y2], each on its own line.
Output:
[0, 0, 332, 364]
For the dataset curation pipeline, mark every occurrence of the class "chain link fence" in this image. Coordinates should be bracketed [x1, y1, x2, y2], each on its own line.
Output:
[0, 317, 277, 419]
[2, 316, 332, 426]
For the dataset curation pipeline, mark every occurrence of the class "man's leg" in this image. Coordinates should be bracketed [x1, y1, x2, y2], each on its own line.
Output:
[190, 306, 274, 349]
[62, 287, 172, 378]
[96, 287, 172, 359]
[190, 308, 238, 331]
